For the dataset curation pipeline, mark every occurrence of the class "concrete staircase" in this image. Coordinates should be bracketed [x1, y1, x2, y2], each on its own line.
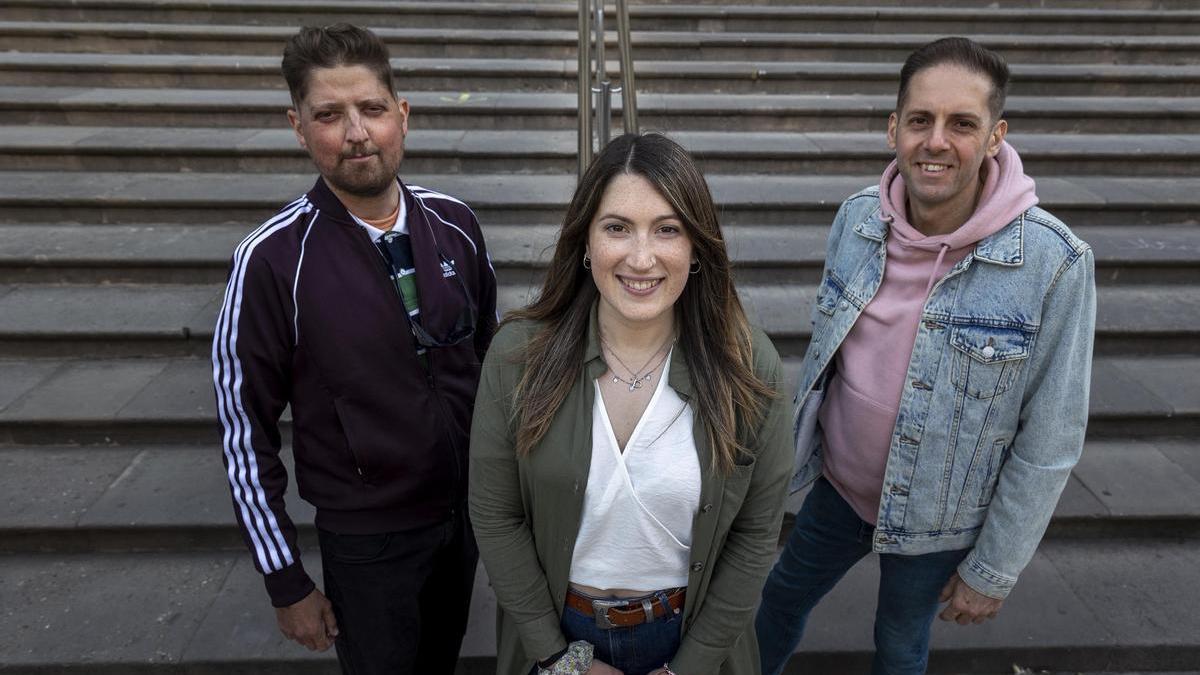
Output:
[0, 0, 1197, 672]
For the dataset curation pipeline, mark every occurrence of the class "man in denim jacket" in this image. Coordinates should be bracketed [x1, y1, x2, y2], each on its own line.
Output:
[756, 38, 1096, 675]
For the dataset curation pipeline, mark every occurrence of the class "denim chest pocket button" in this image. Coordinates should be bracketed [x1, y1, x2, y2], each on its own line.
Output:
[950, 324, 1031, 364]
[950, 325, 1034, 400]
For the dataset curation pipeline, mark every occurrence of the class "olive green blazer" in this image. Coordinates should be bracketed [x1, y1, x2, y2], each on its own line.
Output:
[469, 309, 792, 675]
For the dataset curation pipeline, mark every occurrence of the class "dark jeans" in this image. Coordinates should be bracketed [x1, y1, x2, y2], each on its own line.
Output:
[318, 508, 477, 675]
[559, 590, 683, 675]
[755, 477, 968, 675]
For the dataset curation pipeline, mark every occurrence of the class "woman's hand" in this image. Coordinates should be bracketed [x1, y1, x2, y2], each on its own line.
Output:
[646, 668, 675, 675]
[586, 659, 624, 674]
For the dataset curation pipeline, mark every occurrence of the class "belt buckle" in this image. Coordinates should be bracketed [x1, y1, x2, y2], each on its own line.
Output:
[590, 598, 627, 630]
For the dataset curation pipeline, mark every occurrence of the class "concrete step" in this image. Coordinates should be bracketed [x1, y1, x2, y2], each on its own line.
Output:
[0, 549, 474, 674]
[757, 284, 1200, 357]
[0, 279, 1193, 357]
[0, 445, 318, 553]
[0, 0, 1193, 671]
[3, 439, 1197, 553]
[1, 171, 1197, 227]
[0, 223, 824, 285]
[6, 87, 1200, 134]
[3, 53, 1200, 96]
[0, 275, 1194, 355]
[5, 126, 1200, 177]
[785, 536, 1200, 672]
[3, 0, 1199, 35]
[6, 22, 1200, 65]
[631, 0, 1196, 7]
[2, 224, 1195, 286]
[0, 538, 1196, 673]
[0, 354, 1194, 444]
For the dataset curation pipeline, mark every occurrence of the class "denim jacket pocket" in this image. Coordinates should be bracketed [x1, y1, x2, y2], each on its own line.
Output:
[949, 325, 1033, 399]
[977, 438, 1010, 508]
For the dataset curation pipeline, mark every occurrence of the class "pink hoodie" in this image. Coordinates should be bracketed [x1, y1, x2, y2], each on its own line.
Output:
[819, 141, 1039, 524]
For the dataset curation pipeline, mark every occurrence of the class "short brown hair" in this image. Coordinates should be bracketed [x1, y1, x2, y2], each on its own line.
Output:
[897, 37, 1010, 122]
[281, 23, 396, 105]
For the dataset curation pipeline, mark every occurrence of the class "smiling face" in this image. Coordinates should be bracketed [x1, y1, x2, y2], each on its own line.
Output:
[587, 173, 694, 333]
[887, 63, 1007, 231]
[287, 64, 409, 203]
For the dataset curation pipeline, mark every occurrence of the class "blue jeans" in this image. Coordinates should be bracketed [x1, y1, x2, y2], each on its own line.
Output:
[755, 477, 968, 675]
[559, 589, 682, 675]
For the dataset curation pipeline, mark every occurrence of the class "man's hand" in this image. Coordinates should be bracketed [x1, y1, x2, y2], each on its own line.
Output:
[275, 589, 339, 651]
[938, 573, 1003, 625]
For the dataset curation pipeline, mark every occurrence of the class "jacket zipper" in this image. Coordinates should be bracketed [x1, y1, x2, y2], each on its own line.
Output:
[426, 349, 463, 510]
[357, 223, 462, 505]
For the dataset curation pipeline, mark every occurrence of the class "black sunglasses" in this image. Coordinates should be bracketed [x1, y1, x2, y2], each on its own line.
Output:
[377, 240, 477, 349]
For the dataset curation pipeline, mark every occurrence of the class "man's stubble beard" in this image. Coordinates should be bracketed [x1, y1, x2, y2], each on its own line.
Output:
[328, 154, 400, 198]
[327, 136, 405, 198]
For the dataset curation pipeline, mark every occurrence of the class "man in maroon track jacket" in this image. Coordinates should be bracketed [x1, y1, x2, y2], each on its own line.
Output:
[210, 24, 497, 674]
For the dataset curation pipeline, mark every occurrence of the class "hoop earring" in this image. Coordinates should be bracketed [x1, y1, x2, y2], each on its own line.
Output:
[583, 253, 592, 270]
[689, 260, 700, 275]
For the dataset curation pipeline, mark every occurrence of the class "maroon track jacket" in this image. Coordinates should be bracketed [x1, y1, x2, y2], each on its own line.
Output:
[211, 177, 498, 607]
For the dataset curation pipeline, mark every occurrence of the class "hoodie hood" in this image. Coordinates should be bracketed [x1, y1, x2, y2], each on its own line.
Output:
[879, 140, 1038, 251]
[878, 140, 1039, 293]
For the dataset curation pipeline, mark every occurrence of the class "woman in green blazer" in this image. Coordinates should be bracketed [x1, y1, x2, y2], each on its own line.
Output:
[469, 133, 793, 675]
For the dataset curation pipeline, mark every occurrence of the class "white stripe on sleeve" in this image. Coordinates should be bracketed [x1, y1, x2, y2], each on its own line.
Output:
[212, 197, 310, 574]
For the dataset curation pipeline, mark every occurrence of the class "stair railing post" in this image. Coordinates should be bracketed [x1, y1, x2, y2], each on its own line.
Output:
[593, 0, 611, 153]
[580, 0, 637, 177]
[615, 0, 638, 134]
[577, 0, 592, 178]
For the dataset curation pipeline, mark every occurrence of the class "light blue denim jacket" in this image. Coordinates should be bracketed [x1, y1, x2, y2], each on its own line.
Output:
[790, 186, 1096, 599]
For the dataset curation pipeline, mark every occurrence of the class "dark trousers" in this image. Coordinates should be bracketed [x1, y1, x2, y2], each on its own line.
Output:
[318, 508, 477, 675]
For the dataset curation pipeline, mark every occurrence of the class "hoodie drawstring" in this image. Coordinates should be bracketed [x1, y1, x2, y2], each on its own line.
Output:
[925, 243, 950, 297]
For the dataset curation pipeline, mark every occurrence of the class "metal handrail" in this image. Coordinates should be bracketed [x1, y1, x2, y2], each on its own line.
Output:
[594, 1, 611, 153]
[577, 0, 591, 176]
[577, 0, 639, 178]
[615, 0, 638, 134]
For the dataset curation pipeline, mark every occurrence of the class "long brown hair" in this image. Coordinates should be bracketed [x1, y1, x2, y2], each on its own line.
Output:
[506, 133, 775, 474]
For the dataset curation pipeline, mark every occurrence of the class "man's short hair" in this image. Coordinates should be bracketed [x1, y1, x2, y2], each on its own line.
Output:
[896, 37, 1010, 122]
[281, 23, 396, 105]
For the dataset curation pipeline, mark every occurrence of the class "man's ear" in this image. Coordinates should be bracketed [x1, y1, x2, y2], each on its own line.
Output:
[286, 107, 307, 150]
[396, 96, 410, 136]
[986, 118, 1008, 157]
[887, 112, 898, 150]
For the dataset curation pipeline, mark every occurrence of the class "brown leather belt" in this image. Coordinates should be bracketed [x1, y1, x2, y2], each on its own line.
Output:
[565, 587, 686, 629]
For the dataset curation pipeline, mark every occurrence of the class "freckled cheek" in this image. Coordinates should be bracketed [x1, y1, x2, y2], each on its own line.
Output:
[589, 241, 627, 272]
[662, 242, 694, 275]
